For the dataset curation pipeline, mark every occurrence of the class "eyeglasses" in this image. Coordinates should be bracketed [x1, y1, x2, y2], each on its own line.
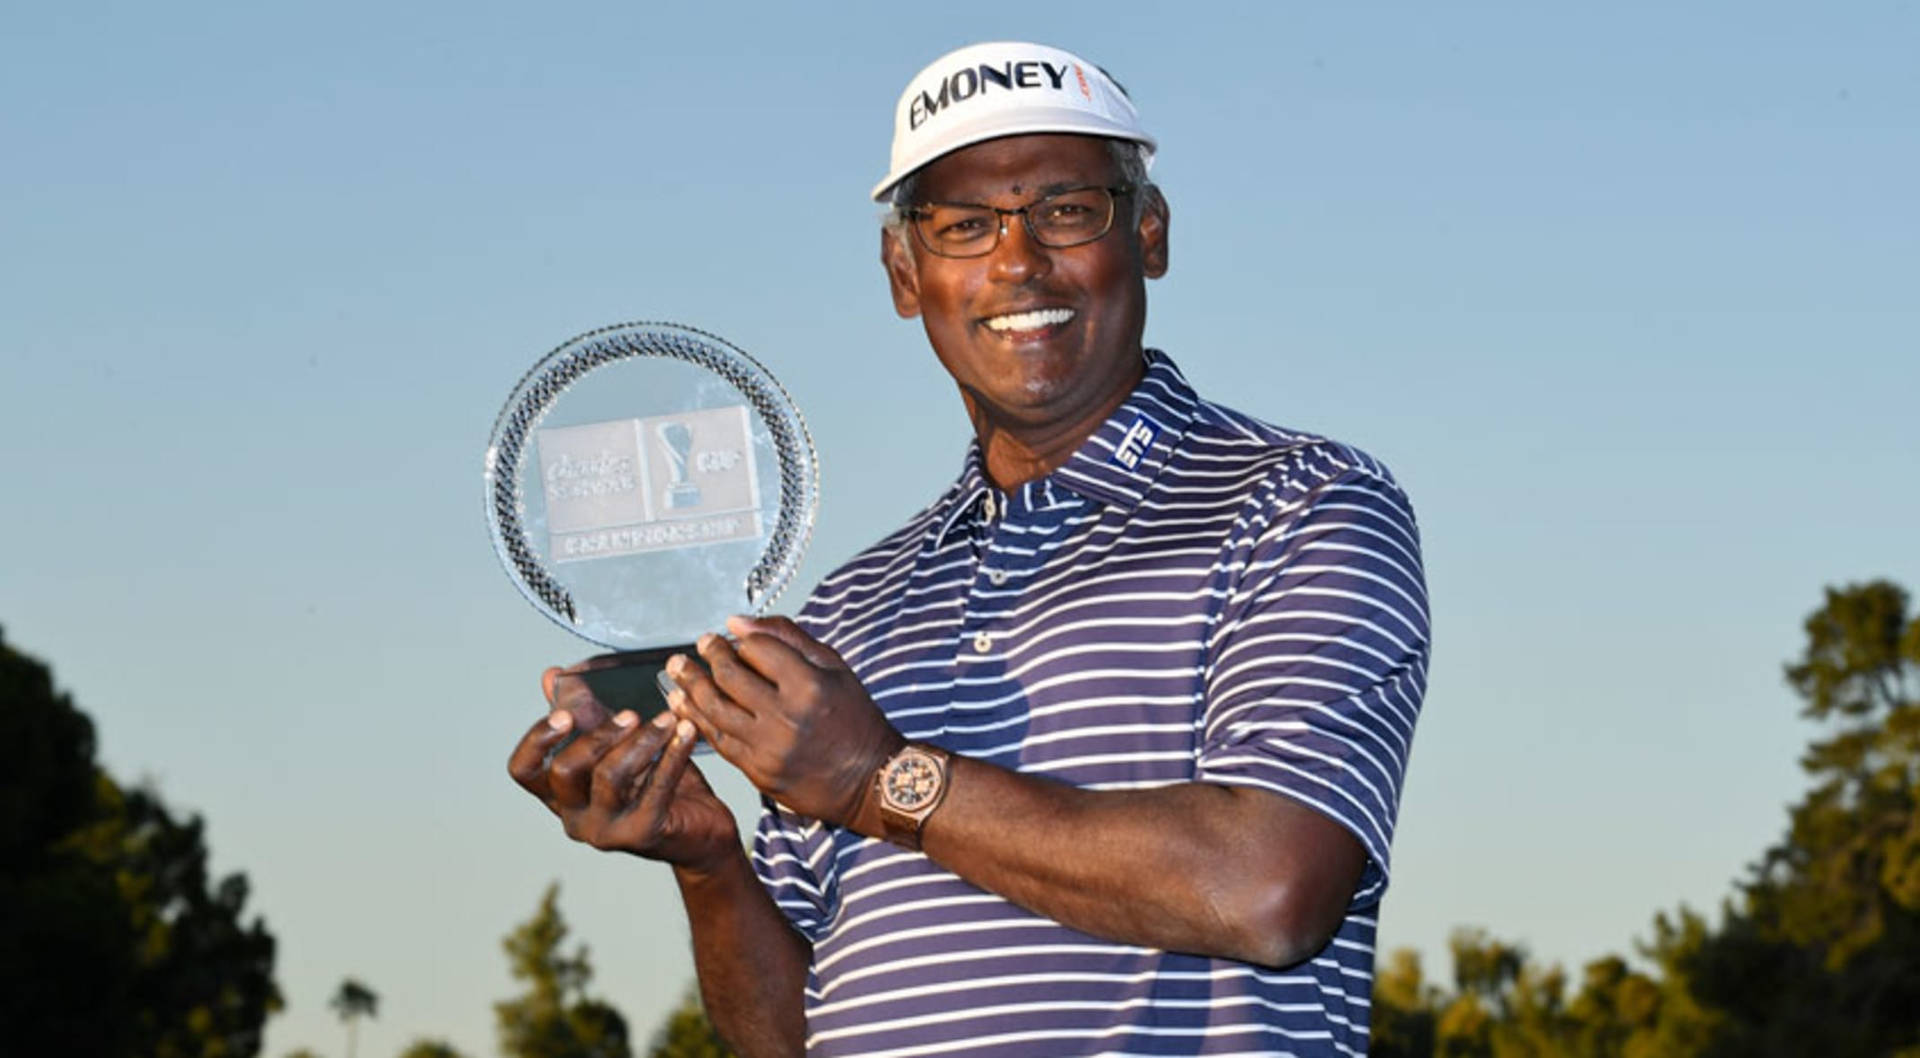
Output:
[904, 185, 1134, 258]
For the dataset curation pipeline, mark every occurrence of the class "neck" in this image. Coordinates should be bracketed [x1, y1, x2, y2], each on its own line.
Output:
[966, 356, 1145, 490]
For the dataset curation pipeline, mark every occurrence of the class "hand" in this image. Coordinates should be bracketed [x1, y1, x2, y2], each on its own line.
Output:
[507, 660, 739, 872]
[667, 616, 903, 830]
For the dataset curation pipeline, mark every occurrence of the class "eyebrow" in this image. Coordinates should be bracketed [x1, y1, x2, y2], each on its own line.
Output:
[916, 180, 1100, 208]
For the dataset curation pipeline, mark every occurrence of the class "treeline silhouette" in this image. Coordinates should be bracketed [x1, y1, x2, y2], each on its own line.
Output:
[1369, 580, 1920, 1057]
[6, 579, 1914, 1056]
[1, 624, 278, 1057]
[286, 886, 731, 1057]
[0, 625, 728, 1058]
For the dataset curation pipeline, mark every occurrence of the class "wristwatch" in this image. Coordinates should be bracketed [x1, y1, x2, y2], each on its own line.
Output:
[875, 742, 952, 850]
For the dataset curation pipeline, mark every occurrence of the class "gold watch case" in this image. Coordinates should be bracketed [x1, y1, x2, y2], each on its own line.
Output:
[877, 743, 951, 849]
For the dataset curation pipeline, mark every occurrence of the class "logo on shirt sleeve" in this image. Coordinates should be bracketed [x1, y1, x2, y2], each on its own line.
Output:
[1113, 416, 1159, 470]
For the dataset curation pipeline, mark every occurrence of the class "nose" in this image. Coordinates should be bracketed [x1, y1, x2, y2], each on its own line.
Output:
[986, 210, 1052, 284]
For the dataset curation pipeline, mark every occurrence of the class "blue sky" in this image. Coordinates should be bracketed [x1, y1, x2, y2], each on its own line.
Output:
[3, 3, 1916, 1055]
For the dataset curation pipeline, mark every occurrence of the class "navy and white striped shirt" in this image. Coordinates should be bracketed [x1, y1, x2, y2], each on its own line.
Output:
[754, 351, 1429, 1057]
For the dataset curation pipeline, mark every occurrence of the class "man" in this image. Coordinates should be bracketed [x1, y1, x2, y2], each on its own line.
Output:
[510, 41, 1429, 1058]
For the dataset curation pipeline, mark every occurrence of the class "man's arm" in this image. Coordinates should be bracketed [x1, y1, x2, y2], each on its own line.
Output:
[927, 757, 1361, 967]
[671, 624, 1365, 968]
[507, 670, 808, 1057]
[672, 847, 809, 1057]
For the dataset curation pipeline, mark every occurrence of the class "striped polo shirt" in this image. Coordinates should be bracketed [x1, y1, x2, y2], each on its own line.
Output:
[754, 350, 1430, 1057]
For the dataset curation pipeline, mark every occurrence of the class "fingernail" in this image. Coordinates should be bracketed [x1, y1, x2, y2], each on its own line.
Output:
[652, 710, 675, 729]
[547, 711, 573, 733]
[675, 719, 696, 743]
[697, 633, 719, 651]
[614, 710, 638, 728]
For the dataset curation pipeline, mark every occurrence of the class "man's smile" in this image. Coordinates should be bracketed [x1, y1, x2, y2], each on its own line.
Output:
[981, 306, 1075, 336]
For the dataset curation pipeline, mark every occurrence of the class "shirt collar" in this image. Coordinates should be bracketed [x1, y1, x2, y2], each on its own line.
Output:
[932, 349, 1199, 547]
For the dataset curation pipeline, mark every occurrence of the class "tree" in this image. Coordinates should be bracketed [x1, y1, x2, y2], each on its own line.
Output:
[644, 987, 735, 1058]
[1365, 949, 1438, 1058]
[1371, 925, 1720, 1058]
[495, 883, 632, 1058]
[1371, 581, 1920, 1057]
[0, 627, 280, 1056]
[330, 978, 379, 1058]
[1677, 579, 1920, 1056]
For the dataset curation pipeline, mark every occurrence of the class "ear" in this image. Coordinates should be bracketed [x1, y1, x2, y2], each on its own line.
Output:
[1136, 187, 1169, 279]
[881, 227, 922, 318]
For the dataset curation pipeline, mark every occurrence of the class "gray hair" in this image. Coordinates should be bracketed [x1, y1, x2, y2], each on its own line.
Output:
[884, 138, 1156, 244]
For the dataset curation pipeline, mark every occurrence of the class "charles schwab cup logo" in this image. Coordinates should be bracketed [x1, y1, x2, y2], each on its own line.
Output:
[535, 404, 763, 563]
[909, 57, 1090, 129]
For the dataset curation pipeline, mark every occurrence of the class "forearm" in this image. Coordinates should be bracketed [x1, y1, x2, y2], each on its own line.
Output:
[674, 847, 809, 1058]
[901, 758, 1360, 968]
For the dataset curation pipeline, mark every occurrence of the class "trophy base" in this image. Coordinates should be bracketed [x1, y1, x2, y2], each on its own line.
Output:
[574, 644, 692, 720]
[554, 645, 716, 756]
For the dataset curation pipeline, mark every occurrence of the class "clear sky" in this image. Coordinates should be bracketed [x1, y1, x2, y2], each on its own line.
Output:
[4, 3, 1916, 1056]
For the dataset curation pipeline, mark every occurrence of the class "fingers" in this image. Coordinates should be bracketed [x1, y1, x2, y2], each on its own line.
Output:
[727, 629, 828, 694]
[589, 711, 679, 817]
[545, 660, 622, 731]
[666, 649, 757, 752]
[585, 714, 700, 848]
[728, 615, 848, 670]
[507, 709, 577, 804]
[630, 717, 700, 824]
[547, 708, 643, 810]
[696, 632, 778, 705]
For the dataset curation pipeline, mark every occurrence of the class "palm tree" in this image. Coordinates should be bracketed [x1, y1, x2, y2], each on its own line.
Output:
[328, 978, 379, 1058]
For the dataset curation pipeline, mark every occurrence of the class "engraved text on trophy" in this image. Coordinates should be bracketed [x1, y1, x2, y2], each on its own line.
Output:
[536, 405, 762, 562]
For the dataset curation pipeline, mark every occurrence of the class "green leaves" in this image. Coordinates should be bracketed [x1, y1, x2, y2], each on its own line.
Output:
[494, 884, 633, 1058]
[1373, 581, 1920, 1057]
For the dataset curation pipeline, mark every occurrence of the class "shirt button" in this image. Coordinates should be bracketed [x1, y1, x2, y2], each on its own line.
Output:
[982, 494, 997, 520]
[987, 569, 1008, 586]
[972, 632, 993, 653]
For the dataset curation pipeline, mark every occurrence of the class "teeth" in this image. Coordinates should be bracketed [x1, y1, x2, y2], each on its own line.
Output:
[985, 308, 1073, 333]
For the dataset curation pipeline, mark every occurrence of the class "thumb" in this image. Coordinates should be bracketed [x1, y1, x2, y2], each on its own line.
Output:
[726, 615, 845, 670]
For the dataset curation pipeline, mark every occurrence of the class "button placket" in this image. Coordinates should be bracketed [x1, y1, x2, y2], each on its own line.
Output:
[963, 490, 1013, 657]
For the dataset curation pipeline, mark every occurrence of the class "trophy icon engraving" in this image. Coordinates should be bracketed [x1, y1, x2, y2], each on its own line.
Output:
[657, 421, 702, 510]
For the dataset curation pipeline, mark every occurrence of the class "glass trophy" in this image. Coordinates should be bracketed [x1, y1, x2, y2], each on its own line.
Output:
[484, 322, 817, 725]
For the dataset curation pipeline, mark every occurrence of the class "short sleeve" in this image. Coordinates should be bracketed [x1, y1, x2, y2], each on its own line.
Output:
[1198, 450, 1430, 909]
[751, 798, 840, 942]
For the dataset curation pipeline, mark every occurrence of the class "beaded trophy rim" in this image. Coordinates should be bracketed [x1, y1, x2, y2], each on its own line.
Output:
[482, 321, 819, 649]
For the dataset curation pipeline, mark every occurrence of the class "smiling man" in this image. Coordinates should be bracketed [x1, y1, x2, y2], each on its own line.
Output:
[510, 41, 1431, 1058]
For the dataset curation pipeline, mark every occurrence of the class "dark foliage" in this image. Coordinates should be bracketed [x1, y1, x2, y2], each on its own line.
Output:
[1372, 581, 1920, 1057]
[0, 628, 280, 1057]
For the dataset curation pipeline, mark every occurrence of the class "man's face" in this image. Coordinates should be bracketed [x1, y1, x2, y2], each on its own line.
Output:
[883, 134, 1169, 437]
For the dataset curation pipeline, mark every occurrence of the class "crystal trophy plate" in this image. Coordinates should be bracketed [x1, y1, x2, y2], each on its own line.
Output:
[485, 322, 817, 721]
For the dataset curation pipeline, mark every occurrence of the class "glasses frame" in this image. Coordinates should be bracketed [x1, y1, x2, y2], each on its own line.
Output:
[903, 184, 1136, 259]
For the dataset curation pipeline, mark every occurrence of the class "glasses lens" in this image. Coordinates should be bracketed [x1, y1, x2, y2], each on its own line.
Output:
[914, 205, 998, 257]
[1029, 188, 1115, 247]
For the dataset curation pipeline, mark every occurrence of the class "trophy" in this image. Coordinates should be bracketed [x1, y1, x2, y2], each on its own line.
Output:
[484, 322, 818, 723]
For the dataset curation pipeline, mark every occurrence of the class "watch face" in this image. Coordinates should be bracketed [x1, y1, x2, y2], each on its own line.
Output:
[885, 755, 941, 810]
